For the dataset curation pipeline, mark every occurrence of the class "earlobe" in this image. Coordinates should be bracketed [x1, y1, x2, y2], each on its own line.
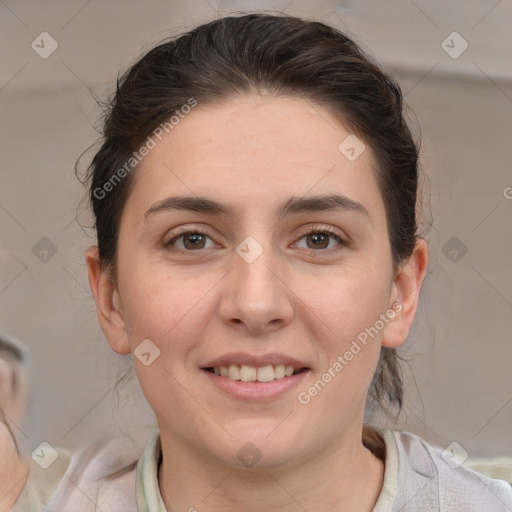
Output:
[381, 238, 429, 348]
[85, 247, 131, 355]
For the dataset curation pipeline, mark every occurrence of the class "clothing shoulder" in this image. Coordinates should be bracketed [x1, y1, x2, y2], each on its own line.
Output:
[391, 429, 512, 512]
[11, 447, 70, 512]
[43, 435, 145, 512]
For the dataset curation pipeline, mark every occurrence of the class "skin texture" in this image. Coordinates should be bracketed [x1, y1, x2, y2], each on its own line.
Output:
[0, 358, 28, 427]
[0, 422, 29, 512]
[0, 359, 29, 512]
[87, 94, 428, 511]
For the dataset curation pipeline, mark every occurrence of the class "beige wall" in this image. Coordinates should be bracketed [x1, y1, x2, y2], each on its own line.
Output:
[1, 0, 511, 459]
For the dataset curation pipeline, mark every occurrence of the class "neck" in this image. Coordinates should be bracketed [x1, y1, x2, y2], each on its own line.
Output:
[158, 424, 385, 512]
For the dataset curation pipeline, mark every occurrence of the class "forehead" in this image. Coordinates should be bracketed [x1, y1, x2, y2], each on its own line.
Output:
[127, 94, 385, 222]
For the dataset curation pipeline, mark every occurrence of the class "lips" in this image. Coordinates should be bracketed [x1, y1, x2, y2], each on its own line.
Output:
[202, 364, 311, 400]
[200, 352, 311, 398]
[201, 352, 310, 370]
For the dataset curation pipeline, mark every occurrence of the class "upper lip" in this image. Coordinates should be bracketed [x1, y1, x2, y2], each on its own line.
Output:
[202, 352, 310, 369]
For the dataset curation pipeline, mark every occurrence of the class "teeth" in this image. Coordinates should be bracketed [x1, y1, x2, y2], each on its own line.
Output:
[256, 365, 275, 383]
[240, 365, 257, 382]
[274, 365, 285, 379]
[211, 364, 301, 382]
[228, 364, 240, 380]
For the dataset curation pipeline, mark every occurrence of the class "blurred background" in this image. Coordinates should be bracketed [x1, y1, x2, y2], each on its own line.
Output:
[0, 0, 511, 461]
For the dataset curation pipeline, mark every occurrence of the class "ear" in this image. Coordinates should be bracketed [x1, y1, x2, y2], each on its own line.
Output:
[381, 237, 428, 348]
[85, 246, 131, 355]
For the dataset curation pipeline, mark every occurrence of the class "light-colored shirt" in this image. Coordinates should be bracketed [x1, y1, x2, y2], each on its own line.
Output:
[11, 447, 70, 512]
[41, 425, 512, 511]
[134, 426, 400, 512]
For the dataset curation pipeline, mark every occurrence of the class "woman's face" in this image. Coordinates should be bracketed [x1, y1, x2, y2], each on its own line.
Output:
[88, 94, 425, 469]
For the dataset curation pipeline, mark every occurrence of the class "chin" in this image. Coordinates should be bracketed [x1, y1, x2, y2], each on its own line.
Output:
[210, 430, 306, 471]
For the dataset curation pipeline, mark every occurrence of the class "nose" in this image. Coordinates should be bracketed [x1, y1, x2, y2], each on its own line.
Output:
[218, 240, 294, 335]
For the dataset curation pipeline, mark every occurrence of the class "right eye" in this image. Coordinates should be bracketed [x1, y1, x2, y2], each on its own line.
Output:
[164, 228, 217, 252]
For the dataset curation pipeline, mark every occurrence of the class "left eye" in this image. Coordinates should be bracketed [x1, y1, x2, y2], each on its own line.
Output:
[165, 231, 215, 251]
[295, 230, 344, 250]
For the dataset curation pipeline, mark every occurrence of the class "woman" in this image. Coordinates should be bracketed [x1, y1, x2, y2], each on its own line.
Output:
[0, 332, 70, 512]
[0, 332, 30, 512]
[42, 13, 512, 512]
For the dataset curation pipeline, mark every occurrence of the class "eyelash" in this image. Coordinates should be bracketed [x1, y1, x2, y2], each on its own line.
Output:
[164, 224, 348, 255]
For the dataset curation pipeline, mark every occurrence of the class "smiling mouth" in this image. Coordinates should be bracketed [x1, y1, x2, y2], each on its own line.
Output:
[203, 364, 308, 383]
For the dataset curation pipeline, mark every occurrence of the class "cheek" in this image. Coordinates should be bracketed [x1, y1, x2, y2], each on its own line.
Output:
[118, 258, 218, 356]
[117, 265, 220, 417]
[295, 315, 385, 423]
[293, 265, 390, 399]
[298, 264, 391, 342]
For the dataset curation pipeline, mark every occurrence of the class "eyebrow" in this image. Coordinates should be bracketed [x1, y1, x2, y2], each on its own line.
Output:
[144, 194, 370, 221]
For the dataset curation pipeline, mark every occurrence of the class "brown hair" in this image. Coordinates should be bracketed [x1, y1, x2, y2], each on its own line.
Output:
[81, 13, 425, 418]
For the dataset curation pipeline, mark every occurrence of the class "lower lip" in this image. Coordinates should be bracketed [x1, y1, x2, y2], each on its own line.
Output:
[201, 368, 310, 401]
